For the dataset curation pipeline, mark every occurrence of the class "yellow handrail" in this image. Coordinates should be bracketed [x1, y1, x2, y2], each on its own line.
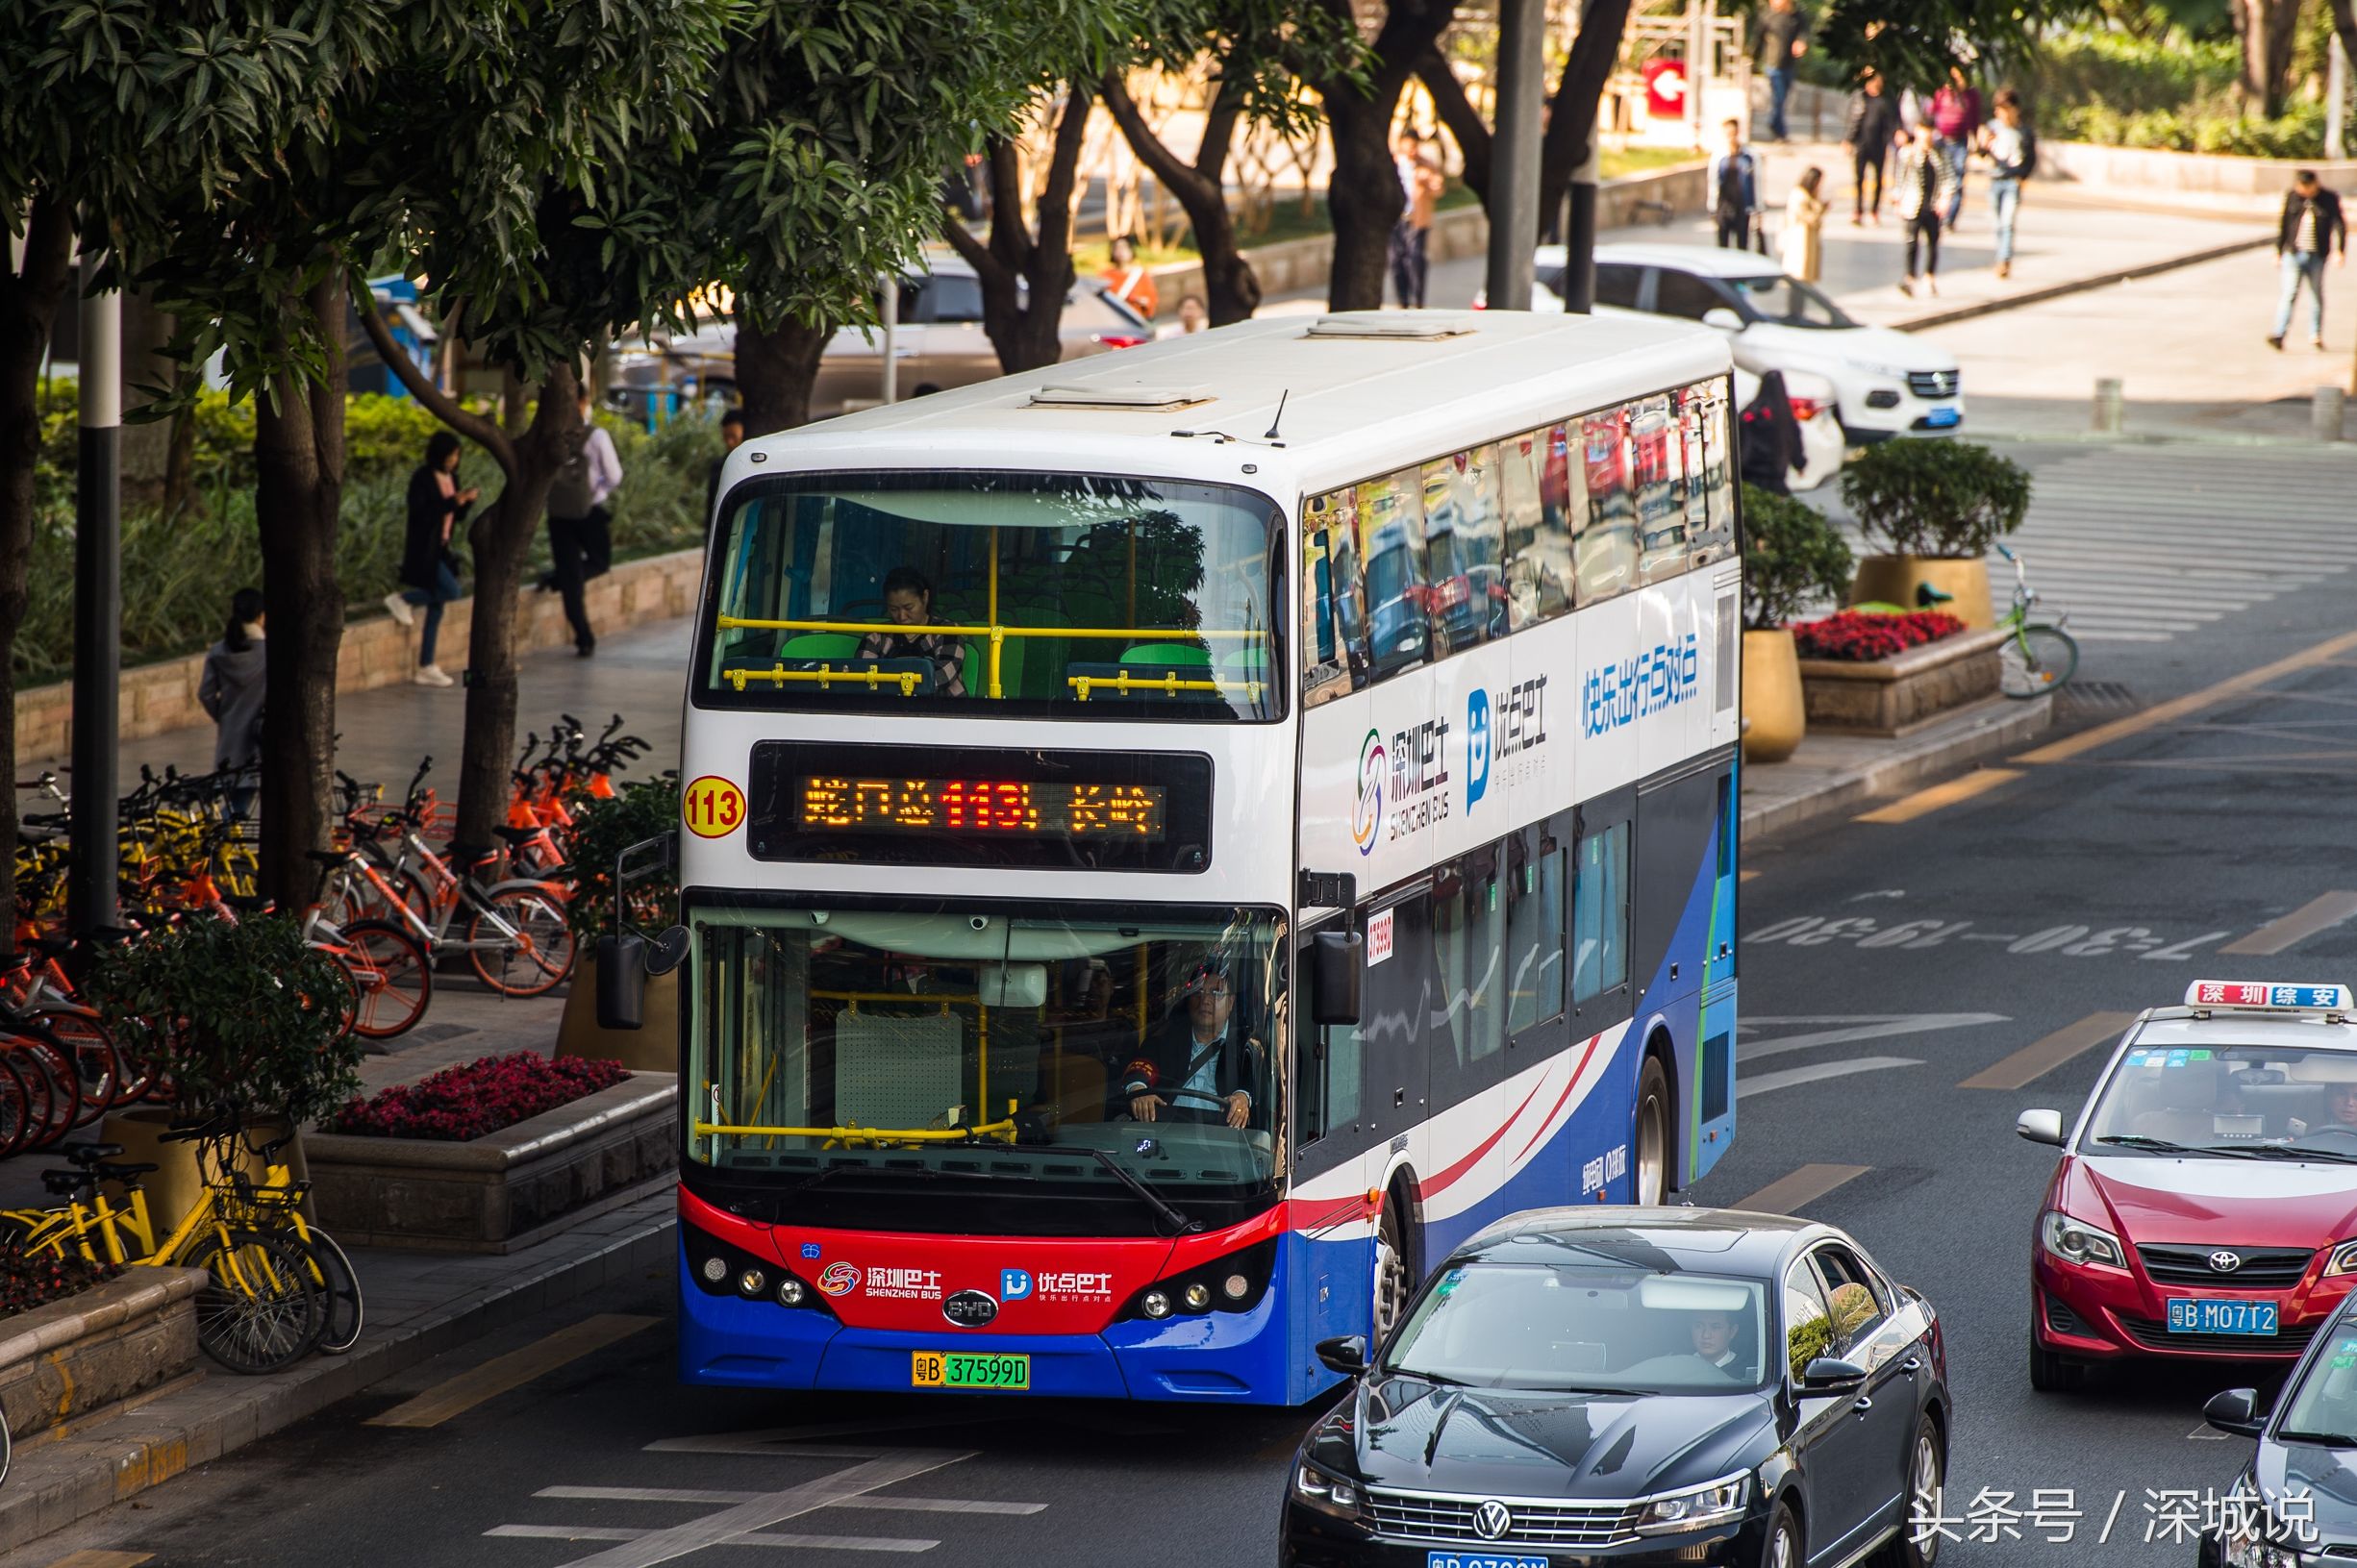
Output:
[715, 614, 1266, 642]
[693, 1118, 1018, 1145]
[725, 664, 924, 695]
[1069, 673, 1265, 702]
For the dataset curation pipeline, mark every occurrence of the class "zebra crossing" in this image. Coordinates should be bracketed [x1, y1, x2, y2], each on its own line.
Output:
[1833, 443, 2357, 645]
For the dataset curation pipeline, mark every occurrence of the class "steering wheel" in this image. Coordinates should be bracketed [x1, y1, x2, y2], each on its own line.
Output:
[1158, 1085, 1243, 1112]
[2302, 1124, 2357, 1143]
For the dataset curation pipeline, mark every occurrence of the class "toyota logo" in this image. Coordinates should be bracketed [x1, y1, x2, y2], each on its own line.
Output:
[2209, 1251, 2244, 1274]
[1472, 1501, 1513, 1541]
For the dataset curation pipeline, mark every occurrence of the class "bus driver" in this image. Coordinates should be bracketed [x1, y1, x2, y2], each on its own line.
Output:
[858, 566, 968, 695]
[1122, 957, 1263, 1129]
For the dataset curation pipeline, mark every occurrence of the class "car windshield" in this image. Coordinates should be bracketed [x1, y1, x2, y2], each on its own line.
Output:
[686, 899, 1283, 1196]
[705, 471, 1284, 720]
[2082, 1044, 2357, 1158]
[1730, 274, 1854, 329]
[1382, 1263, 1771, 1393]
[2277, 1326, 2357, 1444]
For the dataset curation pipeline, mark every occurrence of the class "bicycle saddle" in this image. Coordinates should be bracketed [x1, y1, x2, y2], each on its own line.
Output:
[60, 1141, 125, 1166]
[40, 1169, 91, 1197]
[305, 848, 350, 866]
[92, 1161, 158, 1182]
[491, 825, 546, 847]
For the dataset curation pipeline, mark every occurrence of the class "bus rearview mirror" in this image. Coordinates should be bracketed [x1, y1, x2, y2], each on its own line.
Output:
[1313, 931, 1363, 1027]
[596, 933, 647, 1030]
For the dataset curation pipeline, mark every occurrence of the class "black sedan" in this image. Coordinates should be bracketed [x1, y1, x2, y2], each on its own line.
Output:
[1281, 1208, 1951, 1568]
[2196, 1288, 2357, 1565]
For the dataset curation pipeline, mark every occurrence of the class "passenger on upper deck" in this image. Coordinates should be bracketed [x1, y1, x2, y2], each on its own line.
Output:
[1122, 956, 1264, 1130]
[856, 566, 967, 696]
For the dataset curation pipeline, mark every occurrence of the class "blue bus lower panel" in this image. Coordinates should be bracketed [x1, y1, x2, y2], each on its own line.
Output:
[678, 1245, 1296, 1404]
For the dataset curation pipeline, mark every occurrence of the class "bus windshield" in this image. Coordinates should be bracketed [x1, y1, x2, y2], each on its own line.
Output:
[703, 471, 1284, 720]
[688, 899, 1285, 1203]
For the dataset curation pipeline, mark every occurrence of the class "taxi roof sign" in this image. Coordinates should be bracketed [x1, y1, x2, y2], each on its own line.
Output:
[2184, 981, 2354, 1013]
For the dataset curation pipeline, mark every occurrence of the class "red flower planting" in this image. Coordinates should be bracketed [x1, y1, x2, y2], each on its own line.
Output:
[0, 1248, 120, 1318]
[1792, 610, 1966, 663]
[329, 1052, 631, 1142]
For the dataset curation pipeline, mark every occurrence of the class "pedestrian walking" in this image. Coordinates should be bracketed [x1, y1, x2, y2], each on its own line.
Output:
[198, 587, 266, 814]
[1893, 127, 1955, 298]
[544, 386, 623, 658]
[1390, 133, 1443, 309]
[1709, 118, 1761, 251]
[1176, 294, 1209, 334]
[1752, 0, 1810, 143]
[705, 406, 745, 523]
[1928, 66, 1982, 230]
[1843, 69, 1900, 225]
[2269, 169, 2347, 351]
[385, 431, 475, 687]
[1098, 236, 1159, 320]
[1981, 88, 2037, 280]
[1781, 167, 1828, 283]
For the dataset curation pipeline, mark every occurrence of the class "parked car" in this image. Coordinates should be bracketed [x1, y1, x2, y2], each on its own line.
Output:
[1516, 243, 1961, 443]
[2195, 1285, 2357, 1564]
[607, 255, 1153, 420]
[2017, 980, 2357, 1392]
[1282, 1207, 1951, 1568]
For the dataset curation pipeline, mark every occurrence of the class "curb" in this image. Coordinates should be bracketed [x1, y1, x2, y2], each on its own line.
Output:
[1892, 234, 2273, 334]
[1739, 694, 2054, 841]
[0, 1202, 677, 1550]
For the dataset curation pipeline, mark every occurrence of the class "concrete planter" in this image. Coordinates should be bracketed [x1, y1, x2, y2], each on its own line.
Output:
[1850, 556, 1994, 632]
[305, 1072, 678, 1254]
[1741, 629, 1804, 763]
[1798, 627, 2007, 737]
[557, 955, 680, 1075]
[0, 1268, 204, 1441]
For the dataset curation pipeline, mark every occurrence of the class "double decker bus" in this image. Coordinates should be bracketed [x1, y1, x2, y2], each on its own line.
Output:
[671, 310, 1743, 1406]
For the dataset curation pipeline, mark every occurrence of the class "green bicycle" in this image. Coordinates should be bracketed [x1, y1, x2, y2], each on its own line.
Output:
[1993, 543, 2077, 698]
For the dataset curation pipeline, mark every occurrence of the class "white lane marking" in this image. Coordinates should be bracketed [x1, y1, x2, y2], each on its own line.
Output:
[1739, 1013, 2007, 1061]
[487, 1525, 934, 1553]
[1737, 1058, 1922, 1099]
[544, 1451, 970, 1568]
[2187, 1422, 2230, 1441]
[652, 1416, 1004, 1446]
[536, 1487, 1046, 1515]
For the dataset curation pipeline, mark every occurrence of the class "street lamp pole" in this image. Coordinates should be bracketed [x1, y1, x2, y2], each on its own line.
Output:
[68, 252, 121, 933]
[1485, 0, 1550, 311]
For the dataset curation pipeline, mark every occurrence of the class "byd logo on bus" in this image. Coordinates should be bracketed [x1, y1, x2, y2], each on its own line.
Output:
[1581, 633, 1701, 739]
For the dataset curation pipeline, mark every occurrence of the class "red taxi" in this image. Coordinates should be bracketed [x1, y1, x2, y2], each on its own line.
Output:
[2016, 981, 2357, 1391]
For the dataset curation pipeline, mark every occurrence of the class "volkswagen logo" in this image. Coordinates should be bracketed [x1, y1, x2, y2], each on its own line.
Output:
[1472, 1501, 1514, 1541]
[2209, 1251, 2244, 1274]
[942, 1289, 999, 1328]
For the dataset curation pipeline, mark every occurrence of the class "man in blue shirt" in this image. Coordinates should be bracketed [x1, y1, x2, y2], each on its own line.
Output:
[1708, 119, 1760, 250]
[1122, 957, 1263, 1129]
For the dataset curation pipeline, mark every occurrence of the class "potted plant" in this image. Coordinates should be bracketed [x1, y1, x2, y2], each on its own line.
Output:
[1840, 439, 2031, 630]
[558, 774, 682, 1072]
[1741, 484, 1855, 764]
[86, 915, 364, 1225]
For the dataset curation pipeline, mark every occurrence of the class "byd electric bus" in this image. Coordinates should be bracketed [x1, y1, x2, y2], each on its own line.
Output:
[664, 309, 1743, 1406]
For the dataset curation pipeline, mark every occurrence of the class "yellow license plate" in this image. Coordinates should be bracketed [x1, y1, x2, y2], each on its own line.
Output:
[911, 1351, 1031, 1390]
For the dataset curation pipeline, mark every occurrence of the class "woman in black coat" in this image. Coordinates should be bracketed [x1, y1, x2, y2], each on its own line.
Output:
[1739, 370, 1806, 495]
[385, 432, 476, 686]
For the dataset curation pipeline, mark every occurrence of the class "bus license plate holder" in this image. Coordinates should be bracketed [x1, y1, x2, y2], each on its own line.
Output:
[911, 1351, 1032, 1389]
[2167, 1299, 2277, 1335]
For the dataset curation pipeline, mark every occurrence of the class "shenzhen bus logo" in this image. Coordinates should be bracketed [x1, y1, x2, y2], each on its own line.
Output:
[816, 1262, 862, 1297]
[1352, 729, 1386, 857]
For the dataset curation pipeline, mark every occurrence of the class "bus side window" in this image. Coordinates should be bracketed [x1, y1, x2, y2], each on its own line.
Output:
[1633, 392, 1689, 585]
[1500, 425, 1572, 630]
[1418, 446, 1504, 651]
[1576, 411, 1639, 604]
[1694, 381, 1740, 564]
[1572, 819, 1630, 1006]
[1298, 927, 1363, 1145]
[1359, 468, 1433, 679]
[1302, 488, 1366, 708]
[1507, 829, 1567, 1033]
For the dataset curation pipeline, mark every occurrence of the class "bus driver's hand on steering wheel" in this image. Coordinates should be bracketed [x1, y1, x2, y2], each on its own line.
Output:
[1225, 1091, 1249, 1129]
[1131, 1093, 1160, 1123]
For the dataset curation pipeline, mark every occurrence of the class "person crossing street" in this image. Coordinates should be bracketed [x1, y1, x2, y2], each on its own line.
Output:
[2269, 170, 2346, 352]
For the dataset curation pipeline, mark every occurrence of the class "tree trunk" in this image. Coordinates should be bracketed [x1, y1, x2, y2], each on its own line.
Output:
[1101, 73, 1264, 326]
[454, 362, 580, 854]
[0, 197, 76, 951]
[251, 275, 349, 912]
[943, 87, 1093, 375]
[1322, 83, 1408, 311]
[160, 406, 197, 519]
[735, 318, 830, 437]
[1417, 48, 1493, 210]
[1538, 0, 1636, 242]
[2236, 0, 2302, 116]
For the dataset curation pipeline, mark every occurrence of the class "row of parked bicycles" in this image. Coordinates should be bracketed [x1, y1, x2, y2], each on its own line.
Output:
[0, 714, 651, 1161]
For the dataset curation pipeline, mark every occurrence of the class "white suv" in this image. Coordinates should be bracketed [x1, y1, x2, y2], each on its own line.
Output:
[1533, 243, 1963, 443]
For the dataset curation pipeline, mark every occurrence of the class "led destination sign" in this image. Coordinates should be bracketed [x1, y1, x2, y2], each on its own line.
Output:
[796, 777, 1168, 842]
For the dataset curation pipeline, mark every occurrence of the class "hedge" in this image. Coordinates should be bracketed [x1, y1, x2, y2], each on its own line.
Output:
[22, 386, 716, 684]
[2023, 30, 2330, 159]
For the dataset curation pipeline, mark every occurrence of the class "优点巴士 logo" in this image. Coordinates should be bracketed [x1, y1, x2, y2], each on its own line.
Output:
[816, 1261, 862, 1297]
[1466, 687, 1492, 812]
[1351, 729, 1386, 857]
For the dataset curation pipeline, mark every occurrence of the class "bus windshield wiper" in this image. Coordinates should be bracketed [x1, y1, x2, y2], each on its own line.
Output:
[1081, 1146, 1203, 1235]
[2094, 1134, 2258, 1158]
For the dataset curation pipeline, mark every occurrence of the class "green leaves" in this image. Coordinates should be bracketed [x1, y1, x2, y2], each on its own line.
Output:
[1742, 484, 1855, 631]
[1840, 440, 2032, 560]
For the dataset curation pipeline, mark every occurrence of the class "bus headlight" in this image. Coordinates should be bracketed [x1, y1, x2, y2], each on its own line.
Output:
[778, 1278, 807, 1306]
[1183, 1282, 1212, 1311]
[1142, 1290, 1171, 1319]
[738, 1268, 768, 1297]
[701, 1256, 730, 1285]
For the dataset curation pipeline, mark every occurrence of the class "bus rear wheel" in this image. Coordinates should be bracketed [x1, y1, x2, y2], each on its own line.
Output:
[1373, 1196, 1414, 1343]
[1635, 1056, 1670, 1206]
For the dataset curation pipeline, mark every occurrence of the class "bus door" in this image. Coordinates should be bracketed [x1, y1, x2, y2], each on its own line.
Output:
[1294, 913, 1371, 1349]
[1358, 880, 1435, 1232]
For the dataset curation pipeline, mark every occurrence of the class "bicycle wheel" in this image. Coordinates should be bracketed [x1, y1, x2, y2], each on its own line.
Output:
[299, 1226, 365, 1354]
[8, 1031, 80, 1146]
[2000, 624, 2080, 698]
[3, 1041, 58, 1152]
[322, 860, 436, 933]
[33, 1008, 120, 1115]
[339, 920, 433, 1039]
[467, 888, 576, 997]
[184, 1228, 325, 1374]
[0, 1052, 31, 1157]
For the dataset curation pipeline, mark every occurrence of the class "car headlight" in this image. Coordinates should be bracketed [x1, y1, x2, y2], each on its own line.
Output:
[2041, 1209, 2127, 1269]
[2324, 1239, 2357, 1276]
[1292, 1461, 1365, 1521]
[1858, 361, 1910, 381]
[1634, 1473, 1749, 1534]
